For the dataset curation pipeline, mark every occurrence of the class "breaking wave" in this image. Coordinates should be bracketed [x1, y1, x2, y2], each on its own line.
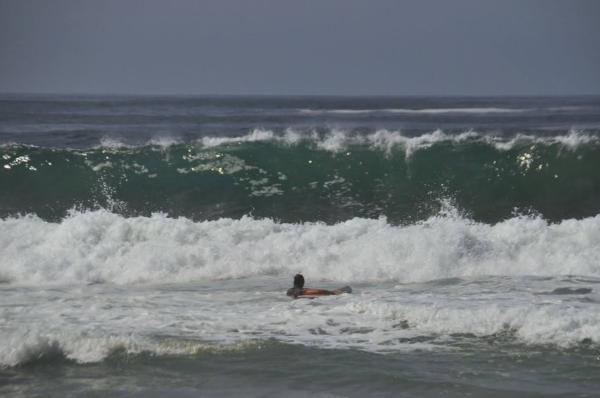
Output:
[1, 209, 599, 286]
[2, 129, 600, 223]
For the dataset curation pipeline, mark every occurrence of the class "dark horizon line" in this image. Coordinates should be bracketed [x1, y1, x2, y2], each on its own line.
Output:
[1, 90, 600, 100]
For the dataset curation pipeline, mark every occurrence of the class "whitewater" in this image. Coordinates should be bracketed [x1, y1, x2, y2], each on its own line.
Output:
[2, 210, 600, 286]
[1, 208, 600, 368]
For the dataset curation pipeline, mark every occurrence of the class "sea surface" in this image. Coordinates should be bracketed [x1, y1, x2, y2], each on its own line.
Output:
[1, 95, 600, 397]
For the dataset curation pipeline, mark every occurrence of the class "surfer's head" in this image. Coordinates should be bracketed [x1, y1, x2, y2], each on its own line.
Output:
[293, 274, 305, 289]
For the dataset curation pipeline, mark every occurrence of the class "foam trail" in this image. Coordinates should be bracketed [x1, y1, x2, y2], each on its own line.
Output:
[1, 210, 599, 286]
[299, 107, 528, 115]
[385, 107, 528, 114]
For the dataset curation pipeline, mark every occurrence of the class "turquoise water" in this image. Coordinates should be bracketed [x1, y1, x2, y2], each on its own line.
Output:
[2, 136, 600, 223]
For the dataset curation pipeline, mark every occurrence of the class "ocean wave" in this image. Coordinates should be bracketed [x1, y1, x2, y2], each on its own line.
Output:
[0, 331, 131, 367]
[2, 130, 597, 166]
[3, 129, 599, 155]
[1, 209, 599, 286]
[196, 128, 599, 155]
[299, 107, 528, 115]
[2, 130, 600, 223]
[0, 329, 250, 367]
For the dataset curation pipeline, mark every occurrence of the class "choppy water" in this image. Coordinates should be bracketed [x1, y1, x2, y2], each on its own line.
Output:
[1, 95, 600, 397]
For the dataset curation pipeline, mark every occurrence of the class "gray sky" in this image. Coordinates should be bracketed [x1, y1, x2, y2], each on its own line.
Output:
[1, 0, 599, 96]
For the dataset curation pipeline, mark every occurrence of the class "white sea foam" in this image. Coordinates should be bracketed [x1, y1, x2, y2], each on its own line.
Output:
[366, 129, 479, 156]
[96, 136, 132, 149]
[200, 128, 306, 148]
[0, 330, 139, 366]
[1, 210, 599, 287]
[551, 129, 598, 148]
[315, 129, 355, 152]
[61, 129, 599, 158]
[1, 270, 599, 366]
[147, 136, 182, 148]
[490, 130, 598, 151]
[200, 128, 277, 147]
[3, 209, 600, 363]
[95, 136, 184, 150]
[0, 329, 259, 367]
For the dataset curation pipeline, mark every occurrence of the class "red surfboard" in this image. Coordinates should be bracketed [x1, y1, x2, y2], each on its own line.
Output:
[296, 286, 352, 299]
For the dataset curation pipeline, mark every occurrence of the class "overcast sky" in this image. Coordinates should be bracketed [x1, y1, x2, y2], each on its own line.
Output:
[1, 0, 599, 96]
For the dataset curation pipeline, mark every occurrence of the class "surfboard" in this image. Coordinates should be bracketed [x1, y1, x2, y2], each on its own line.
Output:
[296, 286, 352, 299]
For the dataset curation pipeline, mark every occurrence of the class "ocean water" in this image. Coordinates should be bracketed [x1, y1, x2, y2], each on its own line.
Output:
[1, 95, 600, 397]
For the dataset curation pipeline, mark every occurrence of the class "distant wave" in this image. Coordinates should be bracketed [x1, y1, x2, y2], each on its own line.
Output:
[2, 128, 597, 154]
[198, 128, 599, 155]
[299, 107, 529, 115]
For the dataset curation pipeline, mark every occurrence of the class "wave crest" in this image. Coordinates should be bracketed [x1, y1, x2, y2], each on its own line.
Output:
[195, 128, 599, 156]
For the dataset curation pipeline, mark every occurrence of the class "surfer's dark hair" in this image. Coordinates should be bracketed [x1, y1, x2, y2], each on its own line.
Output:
[294, 274, 305, 288]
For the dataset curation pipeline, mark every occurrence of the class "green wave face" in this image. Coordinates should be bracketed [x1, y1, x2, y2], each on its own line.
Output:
[1, 138, 600, 223]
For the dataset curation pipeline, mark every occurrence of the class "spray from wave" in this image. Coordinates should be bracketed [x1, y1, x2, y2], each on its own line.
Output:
[195, 128, 598, 155]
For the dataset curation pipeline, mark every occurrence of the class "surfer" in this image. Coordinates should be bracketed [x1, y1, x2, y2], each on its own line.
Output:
[287, 274, 345, 298]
